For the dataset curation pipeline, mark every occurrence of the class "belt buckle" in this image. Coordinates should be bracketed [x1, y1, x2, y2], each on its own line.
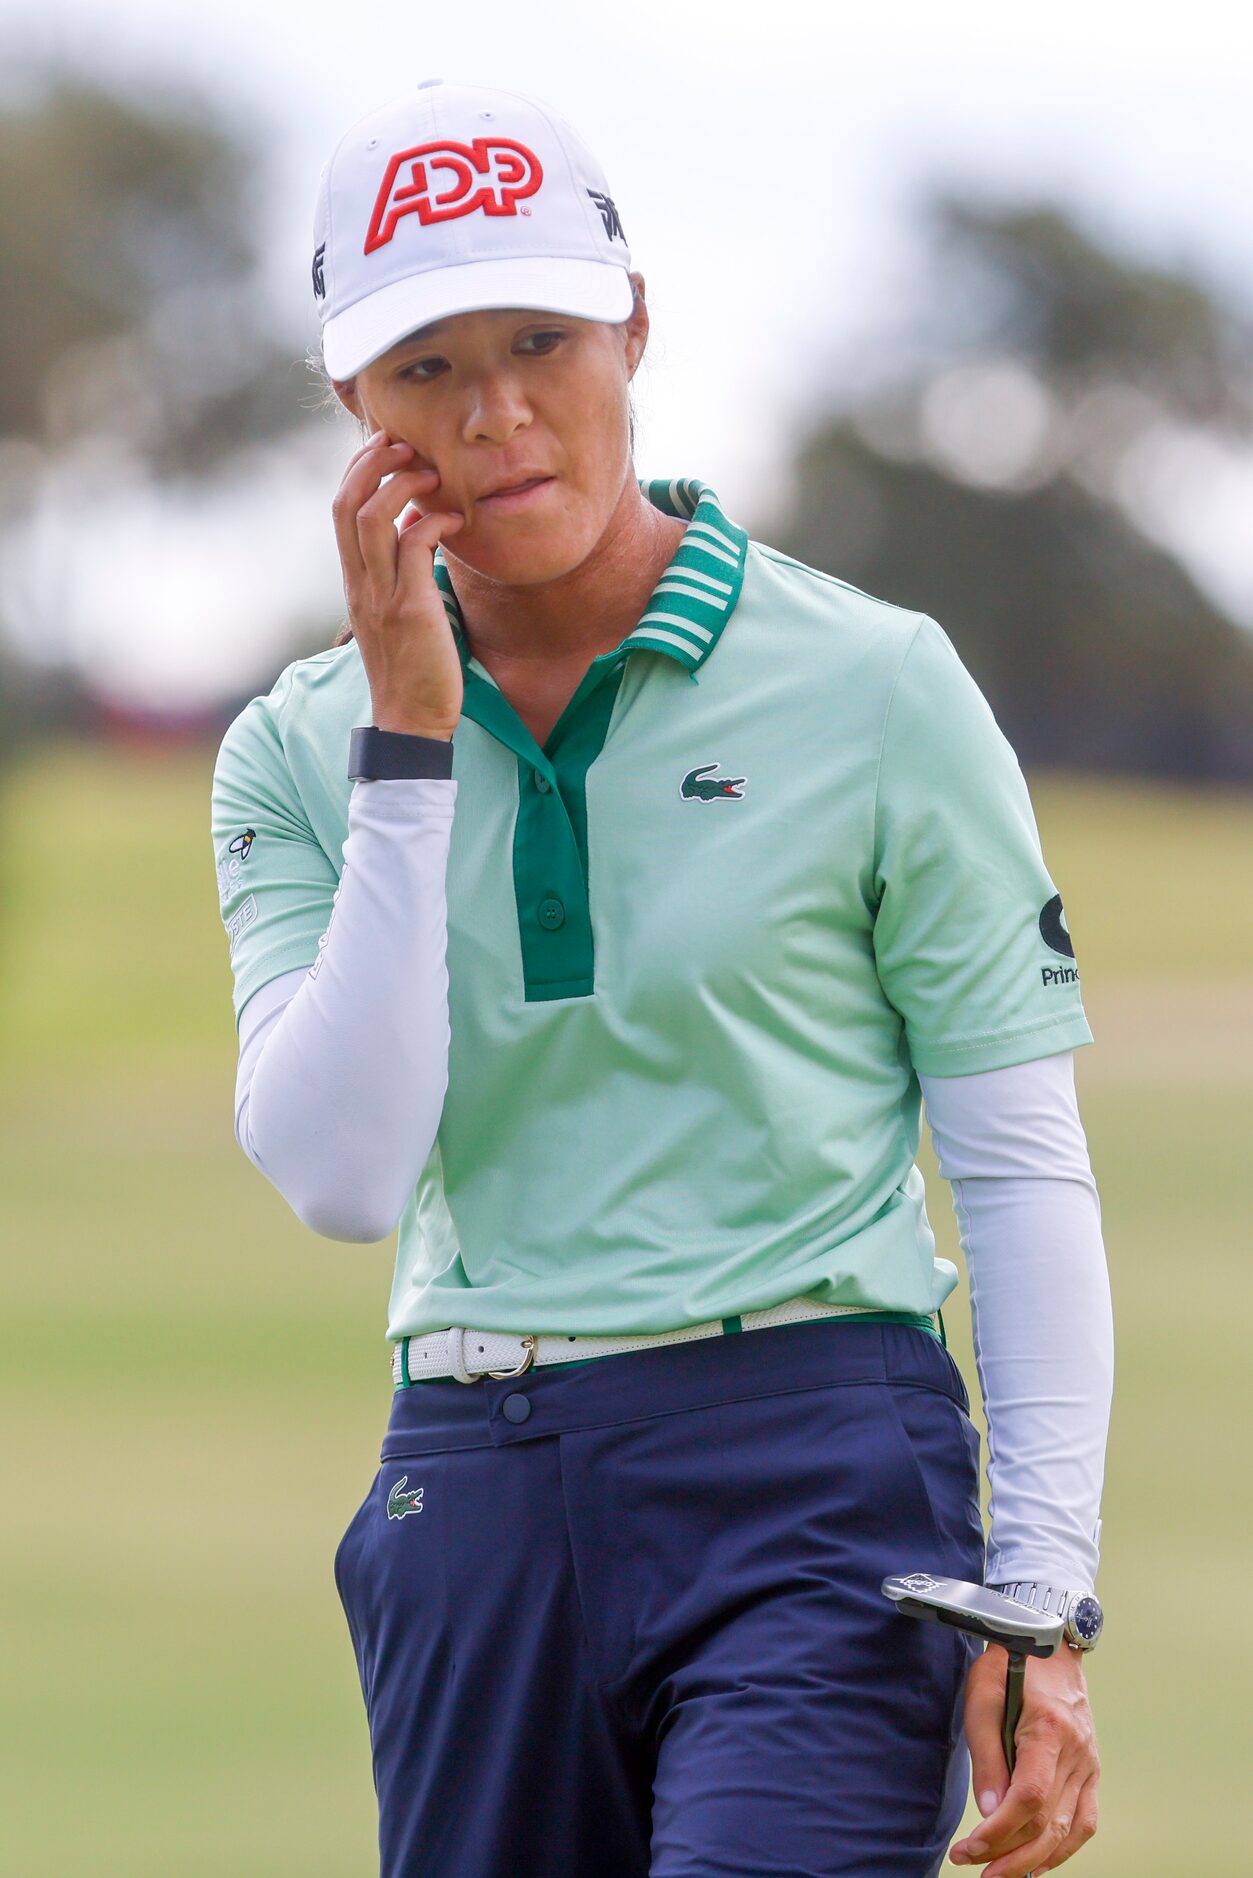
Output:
[487, 1334, 536, 1381]
[448, 1325, 536, 1383]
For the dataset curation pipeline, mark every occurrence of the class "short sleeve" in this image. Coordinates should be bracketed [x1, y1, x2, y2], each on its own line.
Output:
[210, 696, 339, 1026]
[871, 615, 1093, 1076]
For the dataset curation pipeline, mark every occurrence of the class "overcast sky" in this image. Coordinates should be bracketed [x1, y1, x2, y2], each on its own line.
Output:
[3, 0, 1251, 708]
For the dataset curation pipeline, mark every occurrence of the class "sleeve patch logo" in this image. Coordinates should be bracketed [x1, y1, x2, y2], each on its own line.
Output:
[1039, 893, 1079, 986]
[217, 830, 257, 906]
[1039, 893, 1074, 958]
[225, 894, 257, 953]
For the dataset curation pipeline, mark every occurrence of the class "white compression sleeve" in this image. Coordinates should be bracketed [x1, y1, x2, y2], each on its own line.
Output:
[233, 776, 456, 1242]
[918, 1052, 1114, 1592]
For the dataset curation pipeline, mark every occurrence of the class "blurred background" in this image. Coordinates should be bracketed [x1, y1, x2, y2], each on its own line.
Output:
[1, 2, 1250, 1871]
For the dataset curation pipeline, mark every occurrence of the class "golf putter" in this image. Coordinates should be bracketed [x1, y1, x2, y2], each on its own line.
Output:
[882, 1572, 1064, 1862]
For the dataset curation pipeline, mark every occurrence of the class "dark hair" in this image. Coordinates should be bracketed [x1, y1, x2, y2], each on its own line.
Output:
[321, 291, 643, 649]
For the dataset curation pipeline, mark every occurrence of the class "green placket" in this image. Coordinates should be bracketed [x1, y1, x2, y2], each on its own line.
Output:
[432, 479, 749, 1004]
[459, 651, 628, 1002]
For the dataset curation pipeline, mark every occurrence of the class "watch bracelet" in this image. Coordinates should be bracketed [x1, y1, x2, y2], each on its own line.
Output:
[992, 1580, 1077, 1618]
[991, 1580, 1101, 1650]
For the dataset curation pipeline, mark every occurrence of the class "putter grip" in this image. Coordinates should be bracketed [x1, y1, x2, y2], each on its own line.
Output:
[1002, 1651, 1026, 1773]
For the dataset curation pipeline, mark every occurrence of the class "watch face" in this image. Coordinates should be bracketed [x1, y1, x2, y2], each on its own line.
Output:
[1070, 1595, 1104, 1646]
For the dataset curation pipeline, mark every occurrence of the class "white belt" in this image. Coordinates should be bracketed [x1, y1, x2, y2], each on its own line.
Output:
[391, 1295, 916, 1387]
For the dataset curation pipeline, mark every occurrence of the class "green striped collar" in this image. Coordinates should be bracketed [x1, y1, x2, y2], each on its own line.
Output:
[432, 476, 748, 681]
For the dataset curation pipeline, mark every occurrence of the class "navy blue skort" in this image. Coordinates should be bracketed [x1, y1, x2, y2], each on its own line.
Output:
[334, 1317, 985, 1877]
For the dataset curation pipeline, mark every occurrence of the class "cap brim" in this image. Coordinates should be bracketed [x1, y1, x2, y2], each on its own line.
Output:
[321, 256, 634, 381]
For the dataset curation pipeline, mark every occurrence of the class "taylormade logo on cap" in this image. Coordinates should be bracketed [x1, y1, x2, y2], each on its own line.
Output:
[313, 79, 633, 381]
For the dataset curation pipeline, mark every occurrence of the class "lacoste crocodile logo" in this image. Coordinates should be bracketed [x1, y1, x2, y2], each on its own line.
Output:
[386, 1476, 424, 1520]
[680, 761, 746, 801]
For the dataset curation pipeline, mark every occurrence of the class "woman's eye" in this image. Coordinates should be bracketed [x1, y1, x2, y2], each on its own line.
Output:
[397, 332, 564, 380]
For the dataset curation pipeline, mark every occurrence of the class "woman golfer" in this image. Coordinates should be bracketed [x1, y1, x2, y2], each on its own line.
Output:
[211, 81, 1113, 1878]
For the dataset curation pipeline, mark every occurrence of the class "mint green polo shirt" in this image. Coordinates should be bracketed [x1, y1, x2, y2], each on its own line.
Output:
[210, 476, 1092, 1343]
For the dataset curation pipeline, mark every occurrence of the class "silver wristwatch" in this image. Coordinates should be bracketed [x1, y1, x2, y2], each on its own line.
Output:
[991, 1582, 1104, 1652]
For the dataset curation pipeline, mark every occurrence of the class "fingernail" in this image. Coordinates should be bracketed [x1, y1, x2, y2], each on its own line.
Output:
[978, 1790, 999, 1816]
[965, 1842, 986, 1860]
[950, 1853, 969, 1867]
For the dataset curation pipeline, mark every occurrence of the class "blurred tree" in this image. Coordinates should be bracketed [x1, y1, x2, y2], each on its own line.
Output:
[0, 71, 313, 913]
[770, 199, 1253, 782]
[0, 75, 299, 474]
[925, 198, 1252, 430]
[0, 637, 95, 941]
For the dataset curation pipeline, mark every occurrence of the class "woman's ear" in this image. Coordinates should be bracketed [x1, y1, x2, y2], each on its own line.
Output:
[331, 376, 366, 425]
[624, 272, 649, 380]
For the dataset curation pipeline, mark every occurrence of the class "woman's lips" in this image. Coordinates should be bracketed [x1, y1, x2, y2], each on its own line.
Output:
[476, 476, 555, 511]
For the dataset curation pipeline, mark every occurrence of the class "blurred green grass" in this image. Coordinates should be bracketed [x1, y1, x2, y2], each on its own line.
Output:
[1, 740, 1249, 1875]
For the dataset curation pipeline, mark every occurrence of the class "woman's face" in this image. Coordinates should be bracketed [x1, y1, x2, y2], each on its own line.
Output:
[336, 272, 649, 586]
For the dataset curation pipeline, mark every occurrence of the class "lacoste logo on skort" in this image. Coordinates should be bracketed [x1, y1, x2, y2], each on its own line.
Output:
[680, 761, 746, 802]
[386, 1476, 424, 1521]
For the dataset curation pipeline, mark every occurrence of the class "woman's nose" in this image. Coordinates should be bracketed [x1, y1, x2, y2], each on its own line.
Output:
[462, 372, 532, 445]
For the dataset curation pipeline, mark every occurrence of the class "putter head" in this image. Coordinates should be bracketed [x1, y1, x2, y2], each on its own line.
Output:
[881, 1572, 1063, 1658]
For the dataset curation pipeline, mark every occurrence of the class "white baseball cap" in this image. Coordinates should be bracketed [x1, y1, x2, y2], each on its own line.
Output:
[313, 79, 634, 381]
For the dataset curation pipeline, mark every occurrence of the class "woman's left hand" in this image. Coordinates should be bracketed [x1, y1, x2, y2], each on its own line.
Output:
[949, 1643, 1100, 1875]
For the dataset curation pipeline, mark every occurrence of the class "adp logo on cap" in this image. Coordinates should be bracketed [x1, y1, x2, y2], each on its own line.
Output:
[365, 139, 544, 253]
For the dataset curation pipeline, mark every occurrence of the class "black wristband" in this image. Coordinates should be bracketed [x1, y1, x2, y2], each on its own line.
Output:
[348, 725, 455, 781]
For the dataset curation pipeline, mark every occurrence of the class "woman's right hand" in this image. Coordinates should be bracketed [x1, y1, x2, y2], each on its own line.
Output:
[332, 428, 467, 739]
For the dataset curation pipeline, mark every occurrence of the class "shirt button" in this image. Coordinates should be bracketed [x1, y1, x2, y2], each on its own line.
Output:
[502, 1393, 531, 1424]
[538, 897, 565, 930]
[534, 770, 550, 793]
